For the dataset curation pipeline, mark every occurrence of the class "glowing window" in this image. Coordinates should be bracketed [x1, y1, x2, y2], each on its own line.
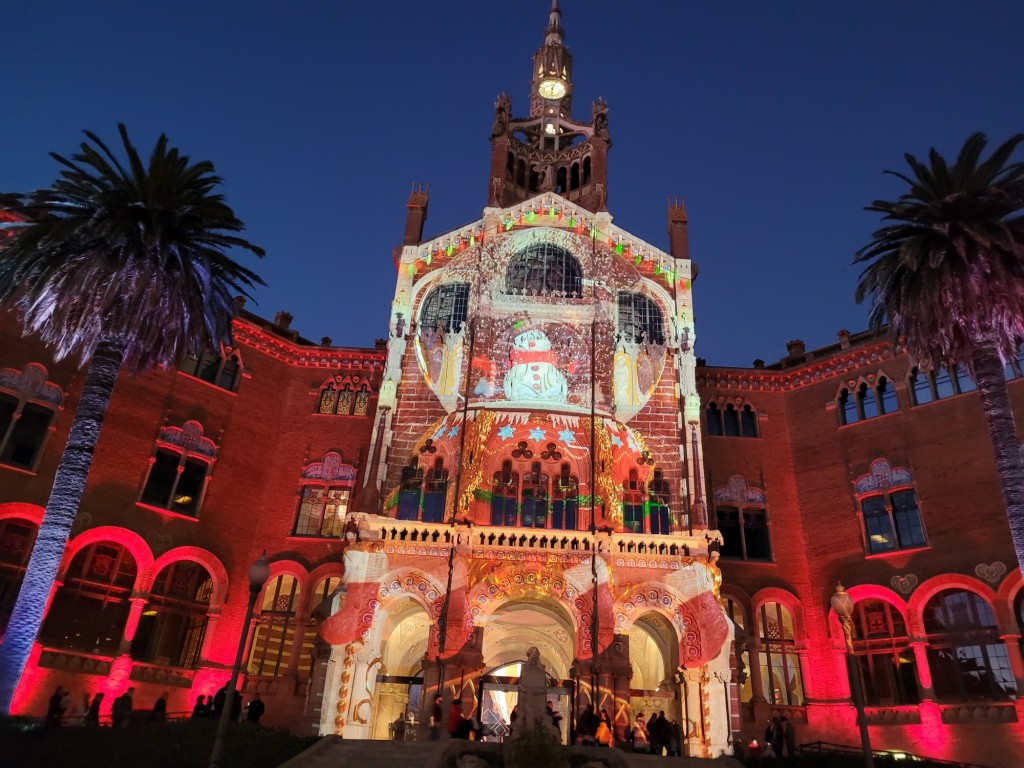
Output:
[756, 602, 804, 706]
[506, 242, 582, 297]
[248, 575, 301, 677]
[851, 599, 919, 706]
[141, 449, 210, 518]
[420, 283, 470, 333]
[861, 490, 926, 554]
[131, 561, 212, 669]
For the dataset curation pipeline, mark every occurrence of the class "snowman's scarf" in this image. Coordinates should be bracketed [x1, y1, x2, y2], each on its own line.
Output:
[510, 349, 557, 365]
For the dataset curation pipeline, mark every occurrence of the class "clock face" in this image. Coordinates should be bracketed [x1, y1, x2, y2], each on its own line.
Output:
[538, 79, 567, 100]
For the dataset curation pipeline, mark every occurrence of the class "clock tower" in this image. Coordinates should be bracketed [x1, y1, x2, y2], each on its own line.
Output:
[488, 0, 610, 213]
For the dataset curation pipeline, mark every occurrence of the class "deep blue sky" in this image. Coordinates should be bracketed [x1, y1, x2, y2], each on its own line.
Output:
[4, 2, 1023, 367]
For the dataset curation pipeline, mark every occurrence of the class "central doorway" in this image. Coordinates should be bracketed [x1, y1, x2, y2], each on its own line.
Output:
[478, 662, 572, 743]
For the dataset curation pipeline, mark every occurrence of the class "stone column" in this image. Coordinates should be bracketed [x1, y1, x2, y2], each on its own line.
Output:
[747, 641, 766, 702]
[682, 667, 707, 757]
[199, 606, 223, 662]
[119, 593, 149, 652]
[1000, 634, 1024, 695]
[909, 640, 935, 700]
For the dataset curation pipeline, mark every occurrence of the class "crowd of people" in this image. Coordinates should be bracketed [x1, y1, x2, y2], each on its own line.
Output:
[43, 684, 265, 728]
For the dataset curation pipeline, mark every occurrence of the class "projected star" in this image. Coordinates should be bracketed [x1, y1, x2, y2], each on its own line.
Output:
[498, 425, 514, 440]
[448, 425, 460, 438]
[610, 433, 623, 447]
[529, 427, 546, 442]
[559, 428, 576, 445]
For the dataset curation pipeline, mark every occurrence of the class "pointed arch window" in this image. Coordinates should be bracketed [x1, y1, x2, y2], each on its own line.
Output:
[248, 575, 301, 677]
[485, 454, 582, 530]
[551, 463, 579, 530]
[130, 560, 212, 668]
[39, 541, 137, 655]
[621, 468, 672, 535]
[838, 376, 898, 425]
[317, 376, 373, 417]
[0, 518, 38, 634]
[420, 283, 470, 334]
[294, 453, 355, 537]
[851, 599, 919, 706]
[140, 421, 216, 518]
[706, 401, 759, 438]
[491, 460, 521, 526]
[0, 362, 63, 471]
[521, 462, 549, 528]
[854, 459, 926, 554]
[756, 602, 804, 706]
[180, 347, 242, 392]
[617, 293, 665, 345]
[505, 242, 582, 297]
[924, 589, 1016, 701]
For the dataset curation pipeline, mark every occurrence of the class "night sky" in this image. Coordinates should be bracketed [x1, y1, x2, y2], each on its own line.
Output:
[4, 2, 1023, 367]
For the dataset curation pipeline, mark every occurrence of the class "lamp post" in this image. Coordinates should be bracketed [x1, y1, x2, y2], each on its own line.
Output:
[830, 582, 874, 768]
[209, 553, 271, 768]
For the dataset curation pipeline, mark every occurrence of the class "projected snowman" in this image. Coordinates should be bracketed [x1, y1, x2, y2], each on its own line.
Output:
[504, 328, 568, 403]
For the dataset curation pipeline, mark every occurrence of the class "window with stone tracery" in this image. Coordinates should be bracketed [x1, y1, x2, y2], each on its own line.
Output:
[756, 601, 804, 706]
[317, 379, 371, 417]
[706, 402, 758, 438]
[621, 468, 671, 535]
[488, 456, 579, 530]
[420, 283, 470, 333]
[297, 575, 342, 679]
[139, 421, 216, 518]
[396, 456, 448, 524]
[248, 575, 301, 677]
[0, 363, 63, 471]
[851, 599, 919, 706]
[505, 242, 582, 297]
[39, 541, 137, 655]
[294, 453, 355, 536]
[713, 474, 771, 560]
[617, 292, 665, 345]
[908, 365, 975, 406]
[180, 347, 242, 392]
[854, 459, 925, 555]
[130, 560, 212, 669]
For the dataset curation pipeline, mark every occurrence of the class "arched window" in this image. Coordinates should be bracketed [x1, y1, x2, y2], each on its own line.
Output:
[420, 283, 470, 333]
[622, 468, 645, 533]
[719, 596, 752, 702]
[851, 599, 919, 706]
[294, 453, 355, 537]
[491, 460, 520, 527]
[839, 377, 900, 425]
[131, 561, 212, 668]
[297, 576, 342, 679]
[583, 156, 592, 184]
[924, 589, 1016, 701]
[353, 385, 371, 416]
[248, 575, 301, 677]
[551, 464, 579, 530]
[648, 470, 671, 535]
[617, 293, 665, 345]
[756, 602, 804, 706]
[39, 542, 137, 655]
[0, 518, 38, 634]
[397, 458, 426, 521]
[521, 462, 549, 528]
[909, 365, 972, 405]
[0, 363, 62, 471]
[180, 348, 242, 392]
[506, 242, 582, 297]
[722, 404, 740, 436]
[422, 458, 449, 524]
[706, 403, 723, 436]
[140, 422, 216, 518]
[570, 162, 580, 190]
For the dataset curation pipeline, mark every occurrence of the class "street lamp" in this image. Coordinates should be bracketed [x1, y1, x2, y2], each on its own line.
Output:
[830, 582, 874, 768]
[209, 553, 271, 768]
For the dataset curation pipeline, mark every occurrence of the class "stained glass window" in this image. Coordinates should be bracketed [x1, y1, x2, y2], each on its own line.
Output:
[617, 293, 665, 345]
[506, 242, 582, 297]
[420, 283, 470, 333]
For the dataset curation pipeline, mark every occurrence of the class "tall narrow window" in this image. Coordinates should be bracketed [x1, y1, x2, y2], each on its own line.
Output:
[490, 460, 519, 526]
[248, 575, 301, 677]
[924, 590, 1016, 701]
[130, 561, 212, 668]
[521, 462, 549, 528]
[353, 386, 371, 416]
[297, 576, 342, 679]
[713, 475, 771, 561]
[858, 382, 879, 419]
[552, 464, 579, 530]
[39, 542, 137, 655]
[852, 599, 919, 706]
[839, 387, 859, 425]
[839, 377, 899, 424]
[141, 449, 211, 517]
[757, 602, 804, 706]
[706, 403, 723, 436]
[0, 363, 63, 471]
[877, 377, 898, 414]
[722, 404, 740, 436]
[861, 490, 926, 554]
[0, 519, 38, 634]
[622, 469, 645, 533]
[398, 459, 425, 521]
[740, 405, 759, 437]
[422, 458, 448, 523]
[910, 367, 933, 405]
[294, 453, 355, 535]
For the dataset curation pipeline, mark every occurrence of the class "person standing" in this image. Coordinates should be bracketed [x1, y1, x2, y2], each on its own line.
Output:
[85, 693, 103, 727]
[192, 696, 207, 719]
[150, 691, 168, 722]
[245, 693, 265, 726]
[430, 694, 443, 741]
[212, 685, 227, 718]
[448, 699, 465, 739]
[46, 686, 66, 728]
[782, 715, 796, 756]
[111, 687, 135, 728]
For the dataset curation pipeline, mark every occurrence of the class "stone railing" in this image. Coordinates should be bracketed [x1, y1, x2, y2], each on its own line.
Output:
[129, 661, 196, 688]
[37, 648, 112, 677]
[939, 702, 1017, 723]
[365, 517, 713, 559]
[864, 706, 921, 725]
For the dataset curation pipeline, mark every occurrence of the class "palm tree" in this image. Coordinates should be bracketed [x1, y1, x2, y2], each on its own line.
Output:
[0, 125, 264, 713]
[855, 132, 1024, 573]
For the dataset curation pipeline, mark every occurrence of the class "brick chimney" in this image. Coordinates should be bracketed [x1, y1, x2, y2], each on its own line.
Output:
[274, 311, 293, 330]
[786, 339, 806, 361]
[837, 329, 851, 349]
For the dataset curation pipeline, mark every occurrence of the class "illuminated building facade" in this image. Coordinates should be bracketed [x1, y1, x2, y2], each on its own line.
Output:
[1, 4, 1023, 766]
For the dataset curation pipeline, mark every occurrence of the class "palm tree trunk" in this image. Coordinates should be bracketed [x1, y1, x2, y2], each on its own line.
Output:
[971, 338, 1024, 576]
[0, 336, 127, 714]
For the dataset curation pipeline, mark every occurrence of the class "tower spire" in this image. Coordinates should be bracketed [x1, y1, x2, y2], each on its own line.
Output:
[545, 0, 564, 45]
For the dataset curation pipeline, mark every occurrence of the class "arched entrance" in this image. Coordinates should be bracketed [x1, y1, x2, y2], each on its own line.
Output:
[371, 598, 431, 740]
[479, 599, 575, 743]
[628, 611, 680, 749]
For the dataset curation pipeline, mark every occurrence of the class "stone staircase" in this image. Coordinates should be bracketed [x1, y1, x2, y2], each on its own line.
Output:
[278, 737, 744, 768]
